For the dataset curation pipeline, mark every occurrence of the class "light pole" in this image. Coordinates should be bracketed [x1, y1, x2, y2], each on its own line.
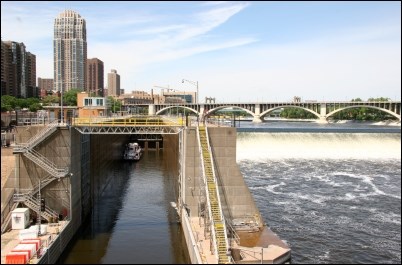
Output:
[182, 79, 198, 104]
[60, 86, 63, 124]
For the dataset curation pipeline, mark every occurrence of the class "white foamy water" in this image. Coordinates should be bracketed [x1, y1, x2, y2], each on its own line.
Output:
[236, 132, 401, 160]
[237, 131, 401, 263]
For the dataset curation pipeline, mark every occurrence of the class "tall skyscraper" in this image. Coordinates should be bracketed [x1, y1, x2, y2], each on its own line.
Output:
[86, 58, 104, 96]
[107, 69, 120, 96]
[1, 40, 36, 98]
[54, 10, 87, 93]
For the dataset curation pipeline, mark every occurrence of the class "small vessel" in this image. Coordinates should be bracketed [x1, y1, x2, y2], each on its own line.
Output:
[123, 142, 142, 161]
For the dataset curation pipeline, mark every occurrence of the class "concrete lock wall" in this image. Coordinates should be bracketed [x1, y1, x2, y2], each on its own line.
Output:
[12, 125, 82, 259]
[182, 127, 263, 227]
[182, 128, 203, 217]
[14, 126, 72, 222]
[70, 129, 85, 231]
[207, 127, 262, 225]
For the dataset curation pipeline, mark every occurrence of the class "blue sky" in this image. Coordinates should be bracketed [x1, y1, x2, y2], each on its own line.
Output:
[1, 1, 401, 102]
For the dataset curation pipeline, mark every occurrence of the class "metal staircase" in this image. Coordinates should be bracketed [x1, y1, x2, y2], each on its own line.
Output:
[13, 121, 68, 181]
[6, 122, 68, 228]
[14, 194, 58, 222]
[27, 175, 55, 197]
[3, 173, 58, 233]
[14, 120, 59, 151]
[23, 148, 69, 178]
[198, 126, 231, 264]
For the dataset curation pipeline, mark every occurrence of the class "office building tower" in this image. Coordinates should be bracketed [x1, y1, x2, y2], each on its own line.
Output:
[54, 10, 87, 93]
[86, 58, 104, 96]
[107, 69, 120, 96]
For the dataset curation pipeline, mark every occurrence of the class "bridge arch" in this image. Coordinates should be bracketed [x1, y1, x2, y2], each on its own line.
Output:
[260, 106, 321, 119]
[155, 106, 199, 116]
[204, 105, 255, 119]
[327, 105, 401, 121]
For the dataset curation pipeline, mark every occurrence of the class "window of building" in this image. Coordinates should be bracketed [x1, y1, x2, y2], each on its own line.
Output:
[84, 98, 92, 106]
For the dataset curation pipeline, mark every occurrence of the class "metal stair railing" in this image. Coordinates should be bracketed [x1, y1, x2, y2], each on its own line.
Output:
[204, 127, 231, 263]
[198, 126, 231, 264]
[13, 175, 55, 201]
[14, 120, 59, 151]
[19, 195, 58, 222]
[197, 127, 218, 261]
[226, 220, 240, 246]
[25, 120, 59, 149]
[1, 201, 19, 234]
[28, 175, 55, 197]
[23, 149, 68, 178]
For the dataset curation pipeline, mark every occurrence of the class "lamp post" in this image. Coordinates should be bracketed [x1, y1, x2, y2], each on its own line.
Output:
[182, 79, 198, 104]
[60, 88, 63, 124]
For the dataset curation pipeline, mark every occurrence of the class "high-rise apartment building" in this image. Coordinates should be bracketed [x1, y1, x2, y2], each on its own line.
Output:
[1, 40, 37, 98]
[107, 69, 120, 96]
[86, 58, 104, 96]
[54, 10, 87, 93]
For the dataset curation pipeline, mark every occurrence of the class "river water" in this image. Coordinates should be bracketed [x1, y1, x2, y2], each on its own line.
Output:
[60, 121, 401, 264]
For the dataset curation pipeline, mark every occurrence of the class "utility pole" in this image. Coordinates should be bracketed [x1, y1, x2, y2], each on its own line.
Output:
[37, 179, 41, 236]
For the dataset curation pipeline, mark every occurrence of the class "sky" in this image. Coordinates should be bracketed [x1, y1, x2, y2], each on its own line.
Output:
[1, 1, 401, 102]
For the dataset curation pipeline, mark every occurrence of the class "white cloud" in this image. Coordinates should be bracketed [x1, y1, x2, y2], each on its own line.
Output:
[174, 2, 250, 41]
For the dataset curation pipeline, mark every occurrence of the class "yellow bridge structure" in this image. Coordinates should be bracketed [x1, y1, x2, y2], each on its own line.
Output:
[71, 115, 188, 134]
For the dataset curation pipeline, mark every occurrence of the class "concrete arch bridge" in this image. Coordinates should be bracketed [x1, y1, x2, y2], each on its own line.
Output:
[146, 101, 401, 123]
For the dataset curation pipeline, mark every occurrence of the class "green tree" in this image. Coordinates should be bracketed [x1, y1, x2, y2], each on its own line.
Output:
[368, 97, 390, 102]
[26, 97, 40, 106]
[1, 95, 17, 111]
[63, 88, 81, 106]
[29, 103, 43, 112]
[107, 96, 121, 113]
[280, 107, 316, 119]
[16, 98, 29, 109]
[42, 95, 60, 106]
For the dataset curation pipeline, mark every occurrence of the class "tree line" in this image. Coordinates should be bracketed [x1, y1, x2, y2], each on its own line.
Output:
[1, 89, 121, 113]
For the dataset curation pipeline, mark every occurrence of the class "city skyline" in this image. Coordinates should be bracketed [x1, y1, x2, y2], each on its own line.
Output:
[1, 1, 401, 102]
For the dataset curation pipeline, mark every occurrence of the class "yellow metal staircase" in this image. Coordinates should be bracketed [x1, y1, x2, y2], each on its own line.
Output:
[198, 126, 230, 264]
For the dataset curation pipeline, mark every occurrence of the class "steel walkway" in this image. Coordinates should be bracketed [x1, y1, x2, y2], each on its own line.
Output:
[198, 126, 230, 264]
[72, 115, 185, 134]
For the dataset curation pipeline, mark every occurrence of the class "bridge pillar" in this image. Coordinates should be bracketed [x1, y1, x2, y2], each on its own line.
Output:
[320, 103, 326, 117]
[148, 104, 155, 115]
[318, 116, 328, 124]
[252, 115, 263, 123]
[199, 105, 205, 122]
[318, 103, 328, 123]
[252, 104, 262, 122]
[254, 104, 261, 116]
